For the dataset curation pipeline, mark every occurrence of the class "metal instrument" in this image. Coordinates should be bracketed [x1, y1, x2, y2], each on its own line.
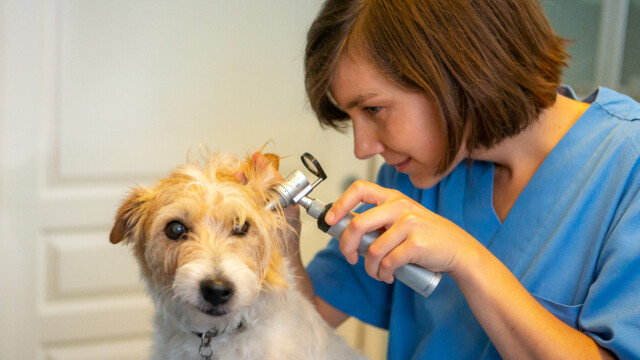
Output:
[266, 153, 441, 298]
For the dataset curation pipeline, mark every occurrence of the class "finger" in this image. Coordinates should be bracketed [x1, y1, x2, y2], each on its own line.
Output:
[339, 196, 419, 264]
[283, 204, 301, 231]
[378, 234, 426, 284]
[325, 180, 396, 225]
[362, 223, 409, 281]
[362, 212, 421, 281]
[338, 199, 411, 265]
[282, 204, 302, 251]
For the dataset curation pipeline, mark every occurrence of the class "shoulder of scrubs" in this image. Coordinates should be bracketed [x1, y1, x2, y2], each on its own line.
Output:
[591, 87, 640, 120]
[575, 87, 640, 358]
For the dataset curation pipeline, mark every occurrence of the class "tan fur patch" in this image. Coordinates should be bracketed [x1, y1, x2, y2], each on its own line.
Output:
[111, 151, 290, 299]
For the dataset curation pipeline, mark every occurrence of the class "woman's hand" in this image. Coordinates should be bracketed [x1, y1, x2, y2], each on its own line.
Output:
[325, 180, 617, 358]
[324, 180, 481, 283]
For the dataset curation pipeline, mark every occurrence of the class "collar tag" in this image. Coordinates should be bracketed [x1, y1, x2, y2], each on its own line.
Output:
[194, 321, 246, 359]
[199, 332, 213, 360]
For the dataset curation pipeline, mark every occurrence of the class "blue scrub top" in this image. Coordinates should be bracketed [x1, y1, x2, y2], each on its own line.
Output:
[307, 87, 640, 359]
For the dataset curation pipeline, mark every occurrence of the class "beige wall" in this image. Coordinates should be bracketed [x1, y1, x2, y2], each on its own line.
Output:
[0, 0, 387, 358]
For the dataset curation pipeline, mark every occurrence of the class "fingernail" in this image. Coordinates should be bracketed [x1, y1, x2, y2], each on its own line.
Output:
[325, 210, 334, 224]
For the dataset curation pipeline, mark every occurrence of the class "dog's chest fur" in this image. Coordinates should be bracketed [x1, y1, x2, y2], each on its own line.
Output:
[151, 285, 364, 360]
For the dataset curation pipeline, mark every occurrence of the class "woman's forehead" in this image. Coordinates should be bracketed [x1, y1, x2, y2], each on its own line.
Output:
[330, 53, 392, 107]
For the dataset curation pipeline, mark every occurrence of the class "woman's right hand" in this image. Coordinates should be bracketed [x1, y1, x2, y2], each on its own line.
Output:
[324, 180, 482, 283]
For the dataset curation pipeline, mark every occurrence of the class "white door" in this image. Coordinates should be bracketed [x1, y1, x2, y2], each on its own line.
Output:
[0, 0, 385, 359]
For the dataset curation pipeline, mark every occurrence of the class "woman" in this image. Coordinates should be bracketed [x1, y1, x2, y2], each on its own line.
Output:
[285, 0, 639, 358]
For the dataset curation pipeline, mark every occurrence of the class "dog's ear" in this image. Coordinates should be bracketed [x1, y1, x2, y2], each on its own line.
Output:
[233, 151, 280, 185]
[110, 187, 151, 245]
[262, 153, 279, 170]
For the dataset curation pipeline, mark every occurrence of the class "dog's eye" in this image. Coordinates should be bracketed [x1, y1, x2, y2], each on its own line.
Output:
[164, 220, 188, 240]
[231, 221, 250, 236]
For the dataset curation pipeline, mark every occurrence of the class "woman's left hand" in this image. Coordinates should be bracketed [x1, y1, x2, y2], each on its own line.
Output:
[324, 180, 481, 283]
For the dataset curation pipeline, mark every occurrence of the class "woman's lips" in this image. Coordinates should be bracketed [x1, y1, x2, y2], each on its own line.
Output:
[391, 158, 411, 172]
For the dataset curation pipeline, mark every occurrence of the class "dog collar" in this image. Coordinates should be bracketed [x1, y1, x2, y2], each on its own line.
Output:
[192, 321, 246, 339]
[193, 322, 246, 360]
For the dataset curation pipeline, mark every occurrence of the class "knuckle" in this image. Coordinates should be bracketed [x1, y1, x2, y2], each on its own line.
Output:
[351, 180, 367, 192]
[348, 216, 365, 233]
[401, 198, 416, 209]
[400, 213, 421, 227]
[338, 241, 351, 254]
[392, 197, 414, 211]
[353, 179, 367, 187]
[405, 233, 426, 252]
[380, 256, 394, 272]
[367, 243, 384, 261]
[363, 258, 377, 278]
[389, 189, 403, 197]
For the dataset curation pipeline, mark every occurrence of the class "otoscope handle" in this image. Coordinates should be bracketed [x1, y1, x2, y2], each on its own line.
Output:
[317, 205, 442, 298]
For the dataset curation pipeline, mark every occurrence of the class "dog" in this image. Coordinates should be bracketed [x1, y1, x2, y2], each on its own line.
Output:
[110, 151, 364, 359]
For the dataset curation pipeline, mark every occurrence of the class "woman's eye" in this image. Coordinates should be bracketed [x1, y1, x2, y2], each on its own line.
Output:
[231, 221, 250, 236]
[363, 106, 381, 115]
[164, 220, 188, 240]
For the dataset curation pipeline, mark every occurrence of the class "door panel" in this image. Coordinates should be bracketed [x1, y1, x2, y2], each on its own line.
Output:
[1, 0, 386, 359]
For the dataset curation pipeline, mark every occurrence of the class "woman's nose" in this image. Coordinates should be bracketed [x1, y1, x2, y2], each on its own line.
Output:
[352, 118, 383, 160]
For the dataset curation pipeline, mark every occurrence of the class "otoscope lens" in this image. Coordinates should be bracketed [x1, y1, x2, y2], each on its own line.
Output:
[301, 153, 327, 180]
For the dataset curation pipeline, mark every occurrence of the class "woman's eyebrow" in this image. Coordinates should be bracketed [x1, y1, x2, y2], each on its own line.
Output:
[345, 92, 379, 110]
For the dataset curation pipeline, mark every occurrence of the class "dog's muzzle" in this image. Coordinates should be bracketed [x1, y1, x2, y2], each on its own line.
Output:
[200, 278, 234, 306]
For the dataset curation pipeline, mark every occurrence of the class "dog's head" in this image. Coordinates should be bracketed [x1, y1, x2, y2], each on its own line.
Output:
[110, 152, 290, 330]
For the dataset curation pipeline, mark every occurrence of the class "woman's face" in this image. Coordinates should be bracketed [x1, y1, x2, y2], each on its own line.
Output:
[329, 51, 465, 188]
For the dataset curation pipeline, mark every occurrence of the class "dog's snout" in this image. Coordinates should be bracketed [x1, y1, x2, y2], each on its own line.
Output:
[201, 278, 234, 306]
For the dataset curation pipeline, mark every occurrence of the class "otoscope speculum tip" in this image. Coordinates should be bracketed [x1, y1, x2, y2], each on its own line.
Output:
[265, 189, 287, 211]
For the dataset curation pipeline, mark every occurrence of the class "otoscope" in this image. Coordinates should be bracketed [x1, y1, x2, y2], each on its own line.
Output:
[266, 153, 442, 298]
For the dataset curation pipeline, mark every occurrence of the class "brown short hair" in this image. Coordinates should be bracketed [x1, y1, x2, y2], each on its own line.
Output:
[305, 0, 568, 173]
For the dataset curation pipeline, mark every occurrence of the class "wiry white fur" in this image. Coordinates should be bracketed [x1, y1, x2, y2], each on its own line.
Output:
[151, 261, 364, 360]
[113, 153, 365, 360]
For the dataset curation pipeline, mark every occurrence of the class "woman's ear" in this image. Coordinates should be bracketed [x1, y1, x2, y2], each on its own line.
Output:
[110, 187, 151, 245]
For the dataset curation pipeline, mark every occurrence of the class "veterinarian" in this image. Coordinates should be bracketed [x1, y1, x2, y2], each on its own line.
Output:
[267, 0, 640, 359]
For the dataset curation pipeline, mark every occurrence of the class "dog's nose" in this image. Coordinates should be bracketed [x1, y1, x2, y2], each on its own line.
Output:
[200, 278, 234, 306]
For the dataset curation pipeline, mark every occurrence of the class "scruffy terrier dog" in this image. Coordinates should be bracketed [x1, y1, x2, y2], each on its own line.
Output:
[110, 152, 363, 359]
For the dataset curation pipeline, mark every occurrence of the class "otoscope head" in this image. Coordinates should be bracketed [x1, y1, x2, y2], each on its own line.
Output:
[265, 191, 287, 211]
[265, 170, 310, 210]
[264, 153, 327, 211]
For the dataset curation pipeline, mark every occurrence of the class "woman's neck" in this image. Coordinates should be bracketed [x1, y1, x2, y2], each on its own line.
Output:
[472, 93, 591, 221]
